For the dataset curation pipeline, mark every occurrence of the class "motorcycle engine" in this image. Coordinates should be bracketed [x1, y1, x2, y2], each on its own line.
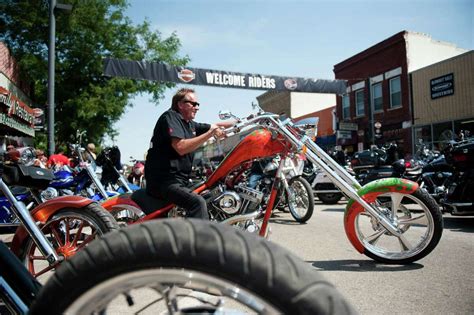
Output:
[209, 184, 264, 219]
[215, 191, 241, 215]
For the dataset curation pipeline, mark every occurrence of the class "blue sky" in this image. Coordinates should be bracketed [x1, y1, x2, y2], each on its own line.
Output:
[105, 0, 473, 162]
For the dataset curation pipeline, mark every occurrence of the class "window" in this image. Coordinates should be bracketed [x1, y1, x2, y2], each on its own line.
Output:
[342, 94, 350, 119]
[390, 77, 401, 108]
[372, 83, 383, 112]
[433, 121, 454, 149]
[355, 90, 364, 116]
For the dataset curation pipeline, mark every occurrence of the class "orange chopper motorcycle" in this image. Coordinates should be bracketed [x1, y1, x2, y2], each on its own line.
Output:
[102, 105, 443, 264]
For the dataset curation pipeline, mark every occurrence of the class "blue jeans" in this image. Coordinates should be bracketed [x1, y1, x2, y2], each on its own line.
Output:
[248, 173, 263, 189]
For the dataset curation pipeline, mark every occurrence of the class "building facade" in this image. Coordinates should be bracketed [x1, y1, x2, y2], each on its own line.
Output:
[333, 31, 467, 155]
[294, 106, 337, 150]
[411, 51, 474, 151]
[256, 91, 336, 118]
[0, 42, 37, 148]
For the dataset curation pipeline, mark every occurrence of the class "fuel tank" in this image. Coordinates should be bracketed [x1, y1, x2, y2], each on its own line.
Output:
[206, 129, 289, 186]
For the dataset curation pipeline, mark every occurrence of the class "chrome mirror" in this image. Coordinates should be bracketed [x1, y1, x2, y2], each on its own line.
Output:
[219, 110, 232, 120]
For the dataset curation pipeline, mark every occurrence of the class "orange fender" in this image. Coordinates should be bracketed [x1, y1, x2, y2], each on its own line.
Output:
[101, 193, 139, 211]
[10, 195, 95, 256]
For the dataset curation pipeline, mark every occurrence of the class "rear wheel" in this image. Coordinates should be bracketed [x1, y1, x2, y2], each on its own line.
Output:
[20, 203, 118, 281]
[30, 219, 355, 314]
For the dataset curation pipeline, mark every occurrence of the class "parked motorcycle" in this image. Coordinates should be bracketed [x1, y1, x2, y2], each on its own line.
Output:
[102, 106, 443, 264]
[416, 152, 453, 202]
[303, 161, 343, 204]
[350, 143, 420, 186]
[244, 153, 314, 223]
[0, 160, 118, 281]
[1, 219, 355, 315]
[96, 146, 139, 193]
[438, 138, 474, 215]
[40, 141, 117, 203]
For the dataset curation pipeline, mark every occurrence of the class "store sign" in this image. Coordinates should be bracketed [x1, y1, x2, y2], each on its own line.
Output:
[0, 87, 35, 125]
[430, 73, 454, 99]
[0, 113, 35, 136]
[339, 122, 358, 131]
[337, 130, 352, 140]
[0, 86, 35, 136]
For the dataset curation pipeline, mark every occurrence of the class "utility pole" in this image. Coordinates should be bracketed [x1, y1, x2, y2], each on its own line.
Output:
[47, 0, 72, 156]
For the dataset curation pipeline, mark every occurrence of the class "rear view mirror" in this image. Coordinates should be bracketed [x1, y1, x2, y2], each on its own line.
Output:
[219, 110, 232, 120]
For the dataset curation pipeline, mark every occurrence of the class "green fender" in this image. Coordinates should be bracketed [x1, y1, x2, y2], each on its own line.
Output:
[344, 178, 419, 253]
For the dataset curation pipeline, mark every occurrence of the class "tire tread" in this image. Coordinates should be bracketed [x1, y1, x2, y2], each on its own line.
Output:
[31, 219, 356, 315]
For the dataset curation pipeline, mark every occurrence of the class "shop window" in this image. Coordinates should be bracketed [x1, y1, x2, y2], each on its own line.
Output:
[390, 77, 401, 108]
[433, 121, 454, 150]
[342, 94, 350, 119]
[355, 89, 364, 116]
[414, 125, 433, 149]
[454, 119, 474, 140]
[372, 82, 383, 112]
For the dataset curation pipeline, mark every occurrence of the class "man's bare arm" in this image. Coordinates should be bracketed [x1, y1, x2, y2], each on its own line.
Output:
[171, 125, 223, 156]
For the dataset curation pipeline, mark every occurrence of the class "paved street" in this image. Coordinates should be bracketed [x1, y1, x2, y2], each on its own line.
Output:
[268, 200, 474, 315]
[2, 200, 472, 314]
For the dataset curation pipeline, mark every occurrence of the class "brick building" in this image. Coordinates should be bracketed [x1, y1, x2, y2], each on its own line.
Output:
[333, 31, 467, 155]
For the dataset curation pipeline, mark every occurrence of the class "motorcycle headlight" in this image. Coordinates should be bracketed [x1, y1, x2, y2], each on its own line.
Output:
[19, 147, 36, 166]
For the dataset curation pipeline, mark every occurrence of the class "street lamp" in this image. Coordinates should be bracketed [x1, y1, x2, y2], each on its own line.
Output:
[47, 0, 72, 156]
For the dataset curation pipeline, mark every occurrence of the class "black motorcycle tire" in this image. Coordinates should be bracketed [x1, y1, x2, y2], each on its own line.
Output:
[287, 177, 314, 223]
[20, 203, 119, 277]
[30, 219, 356, 315]
[316, 192, 343, 204]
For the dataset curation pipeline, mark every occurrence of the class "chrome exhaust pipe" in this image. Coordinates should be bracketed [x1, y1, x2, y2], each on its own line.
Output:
[222, 210, 260, 225]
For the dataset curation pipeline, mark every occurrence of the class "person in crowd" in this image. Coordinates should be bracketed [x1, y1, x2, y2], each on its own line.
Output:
[47, 149, 70, 168]
[34, 149, 48, 168]
[86, 143, 97, 160]
[145, 88, 235, 219]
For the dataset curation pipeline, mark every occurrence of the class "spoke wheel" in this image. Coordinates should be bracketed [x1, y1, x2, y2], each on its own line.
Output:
[287, 177, 314, 223]
[21, 204, 118, 281]
[350, 189, 443, 264]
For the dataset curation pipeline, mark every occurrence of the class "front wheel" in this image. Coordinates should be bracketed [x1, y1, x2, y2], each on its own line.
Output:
[345, 188, 443, 264]
[30, 219, 355, 314]
[286, 177, 314, 223]
[20, 203, 119, 281]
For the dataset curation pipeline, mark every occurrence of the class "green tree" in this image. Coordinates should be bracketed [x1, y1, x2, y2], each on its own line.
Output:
[0, 0, 188, 149]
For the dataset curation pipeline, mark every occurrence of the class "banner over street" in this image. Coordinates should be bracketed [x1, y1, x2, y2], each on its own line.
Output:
[104, 58, 347, 94]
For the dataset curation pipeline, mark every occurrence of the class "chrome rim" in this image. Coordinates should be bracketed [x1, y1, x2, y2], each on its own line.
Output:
[24, 212, 104, 281]
[288, 180, 310, 218]
[65, 268, 282, 314]
[355, 192, 435, 260]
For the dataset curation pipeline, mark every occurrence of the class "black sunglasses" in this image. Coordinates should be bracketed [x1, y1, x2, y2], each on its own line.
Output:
[182, 100, 200, 107]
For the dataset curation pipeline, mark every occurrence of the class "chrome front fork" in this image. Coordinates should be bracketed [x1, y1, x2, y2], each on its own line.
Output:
[275, 118, 401, 236]
[85, 164, 109, 199]
[0, 179, 60, 264]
